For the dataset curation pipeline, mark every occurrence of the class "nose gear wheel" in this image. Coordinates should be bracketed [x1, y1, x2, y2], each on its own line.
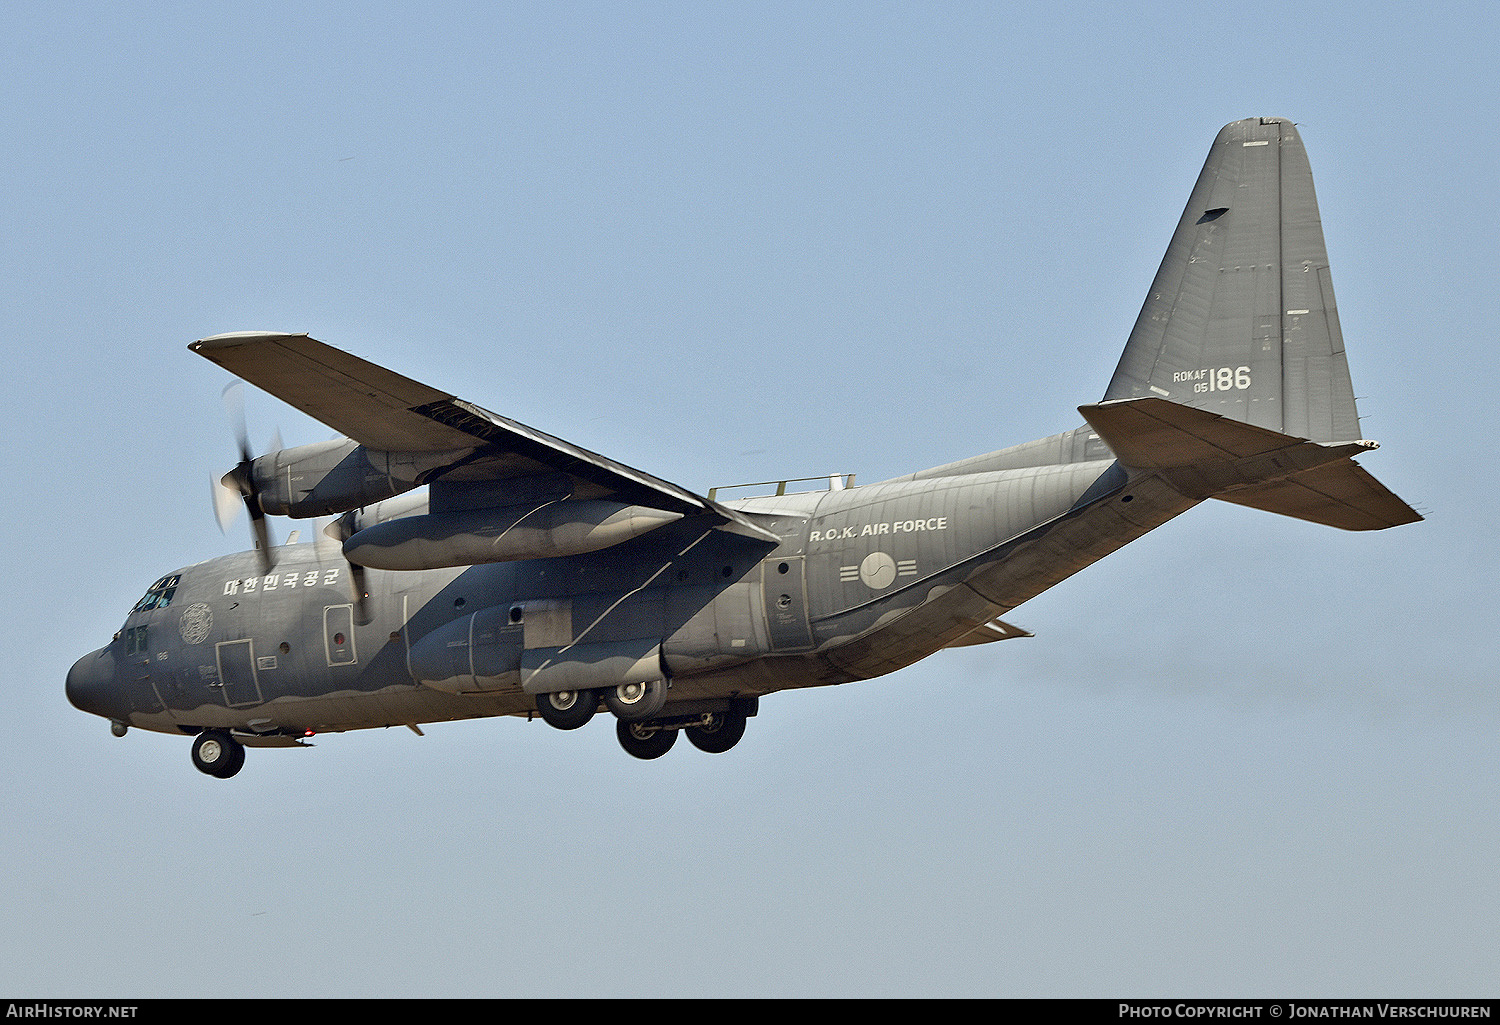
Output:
[191, 730, 246, 778]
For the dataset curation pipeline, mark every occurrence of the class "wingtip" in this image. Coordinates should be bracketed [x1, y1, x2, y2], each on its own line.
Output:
[191, 331, 309, 352]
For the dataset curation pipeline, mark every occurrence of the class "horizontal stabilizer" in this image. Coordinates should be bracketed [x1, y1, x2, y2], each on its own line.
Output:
[1213, 462, 1424, 531]
[945, 617, 1033, 648]
[1080, 397, 1420, 531]
[1081, 395, 1340, 467]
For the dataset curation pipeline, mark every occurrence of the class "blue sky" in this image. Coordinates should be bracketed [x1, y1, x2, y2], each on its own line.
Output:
[4, 1, 1497, 997]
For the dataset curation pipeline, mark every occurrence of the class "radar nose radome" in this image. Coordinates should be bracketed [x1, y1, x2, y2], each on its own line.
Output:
[66, 647, 125, 723]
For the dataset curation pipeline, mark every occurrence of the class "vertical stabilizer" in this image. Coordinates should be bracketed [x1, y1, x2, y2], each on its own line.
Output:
[1105, 117, 1360, 443]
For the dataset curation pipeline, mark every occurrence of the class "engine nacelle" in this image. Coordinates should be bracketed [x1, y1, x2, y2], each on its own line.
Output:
[326, 490, 431, 540]
[341, 499, 682, 570]
[238, 440, 473, 518]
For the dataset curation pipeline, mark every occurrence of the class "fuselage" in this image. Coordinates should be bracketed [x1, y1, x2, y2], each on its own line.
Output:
[67, 428, 1188, 743]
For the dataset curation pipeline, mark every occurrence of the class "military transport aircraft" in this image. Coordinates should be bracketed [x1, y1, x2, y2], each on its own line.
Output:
[67, 117, 1420, 777]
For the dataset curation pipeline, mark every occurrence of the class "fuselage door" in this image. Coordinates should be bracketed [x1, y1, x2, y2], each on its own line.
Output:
[762, 555, 814, 651]
[215, 638, 262, 706]
[324, 604, 357, 666]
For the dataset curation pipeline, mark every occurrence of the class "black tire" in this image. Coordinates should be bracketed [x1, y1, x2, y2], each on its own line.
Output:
[685, 709, 747, 754]
[535, 689, 599, 730]
[191, 730, 245, 778]
[603, 678, 668, 720]
[217, 740, 246, 778]
[616, 720, 678, 760]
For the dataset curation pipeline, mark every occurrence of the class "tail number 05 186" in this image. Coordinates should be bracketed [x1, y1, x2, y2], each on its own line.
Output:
[1196, 366, 1251, 393]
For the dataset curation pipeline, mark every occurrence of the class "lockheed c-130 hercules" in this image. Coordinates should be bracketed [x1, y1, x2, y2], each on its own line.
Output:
[68, 117, 1420, 777]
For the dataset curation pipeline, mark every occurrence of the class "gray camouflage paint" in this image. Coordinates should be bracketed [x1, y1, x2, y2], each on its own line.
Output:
[67, 118, 1419, 770]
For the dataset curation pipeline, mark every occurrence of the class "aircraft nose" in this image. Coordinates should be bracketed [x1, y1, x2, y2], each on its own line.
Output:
[67, 647, 124, 721]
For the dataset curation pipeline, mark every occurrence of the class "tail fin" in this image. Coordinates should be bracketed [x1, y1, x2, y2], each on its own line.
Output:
[1106, 117, 1359, 443]
[1094, 117, 1420, 530]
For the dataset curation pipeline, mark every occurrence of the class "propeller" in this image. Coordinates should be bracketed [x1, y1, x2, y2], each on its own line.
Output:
[213, 381, 280, 573]
[213, 382, 371, 619]
[321, 512, 373, 625]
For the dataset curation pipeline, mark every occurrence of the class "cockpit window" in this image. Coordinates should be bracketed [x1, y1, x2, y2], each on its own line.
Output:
[125, 625, 149, 655]
[131, 574, 180, 613]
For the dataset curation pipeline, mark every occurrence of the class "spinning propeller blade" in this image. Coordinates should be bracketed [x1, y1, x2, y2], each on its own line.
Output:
[218, 381, 277, 573]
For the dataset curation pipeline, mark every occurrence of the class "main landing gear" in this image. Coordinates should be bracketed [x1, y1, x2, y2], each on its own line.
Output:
[190, 729, 246, 779]
[615, 707, 750, 760]
[534, 689, 599, 730]
[617, 719, 679, 759]
[534, 686, 756, 760]
[532, 678, 668, 731]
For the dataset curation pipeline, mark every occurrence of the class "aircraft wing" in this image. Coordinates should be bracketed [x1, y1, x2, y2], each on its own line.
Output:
[190, 332, 774, 538]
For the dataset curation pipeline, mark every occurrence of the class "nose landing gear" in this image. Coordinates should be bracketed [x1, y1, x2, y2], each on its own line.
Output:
[191, 730, 246, 779]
